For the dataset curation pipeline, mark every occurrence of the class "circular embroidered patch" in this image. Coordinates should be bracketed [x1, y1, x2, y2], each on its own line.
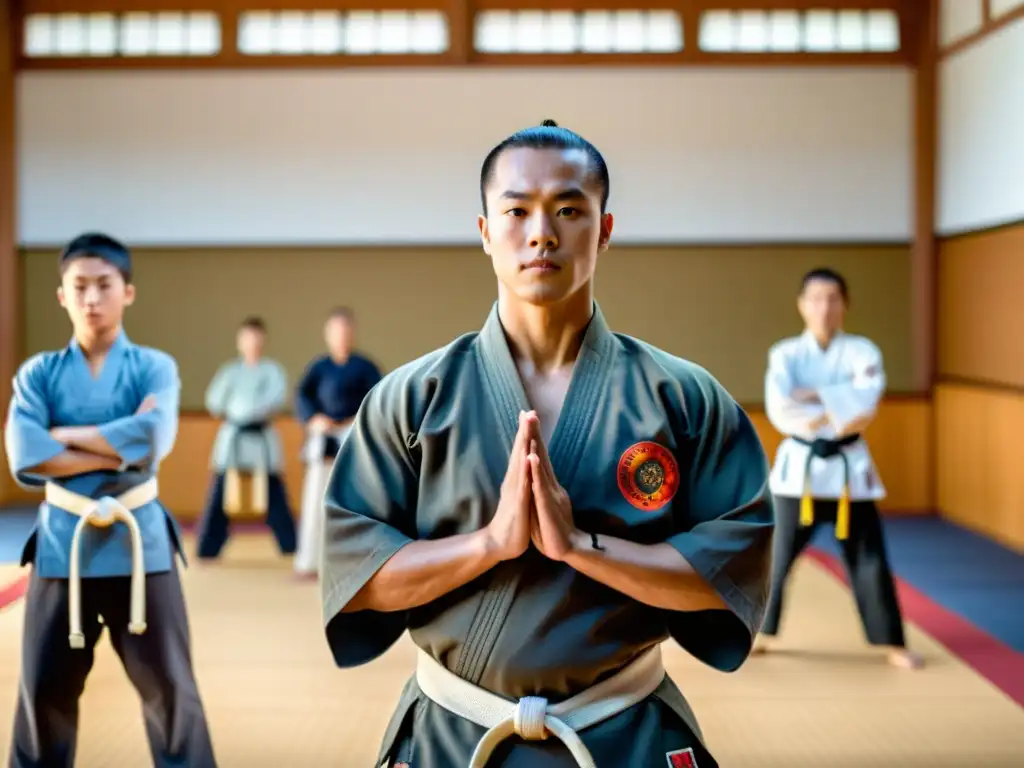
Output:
[616, 441, 680, 511]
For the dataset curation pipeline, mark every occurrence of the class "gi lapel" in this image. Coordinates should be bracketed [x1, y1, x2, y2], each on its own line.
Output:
[476, 301, 617, 490]
[476, 303, 531, 453]
[462, 303, 617, 685]
[70, 331, 128, 406]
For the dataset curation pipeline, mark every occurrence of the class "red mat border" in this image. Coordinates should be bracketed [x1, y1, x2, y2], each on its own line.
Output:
[806, 547, 1024, 709]
[0, 572, 28, 610]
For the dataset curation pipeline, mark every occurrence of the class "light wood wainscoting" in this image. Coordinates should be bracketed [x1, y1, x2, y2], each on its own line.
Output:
[2, 398, 932, 520]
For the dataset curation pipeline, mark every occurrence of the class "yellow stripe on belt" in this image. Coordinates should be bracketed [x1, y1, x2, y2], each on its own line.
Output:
[795, 435, 858, 540]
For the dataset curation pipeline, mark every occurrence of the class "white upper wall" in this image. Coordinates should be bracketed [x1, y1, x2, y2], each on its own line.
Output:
[939, 0, 984, 48]
[938, 14, 1024, 235]
[17, 67, 912, 246]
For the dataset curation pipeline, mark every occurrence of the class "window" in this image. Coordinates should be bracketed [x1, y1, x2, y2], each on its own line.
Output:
[698, 8, 900, 53]
[474, 9, 683, 54]
[23, 12, 221, 58]
[236, 10, 449, 55]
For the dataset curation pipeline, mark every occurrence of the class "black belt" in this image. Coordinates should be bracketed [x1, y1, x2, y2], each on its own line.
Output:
[227, 421, 272, 467]
[233, 420, 269, 434]
[321, 436, 341, 460]
[790, 433, 861, 540]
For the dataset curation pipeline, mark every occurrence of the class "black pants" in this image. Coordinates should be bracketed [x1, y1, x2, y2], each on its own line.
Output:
[9, 567, 217, 768]
[761, 496, 906, 647]
[195, 472, 297, 559]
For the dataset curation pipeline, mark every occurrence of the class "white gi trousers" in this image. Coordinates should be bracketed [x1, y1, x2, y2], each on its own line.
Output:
[294, 426, 350, 576]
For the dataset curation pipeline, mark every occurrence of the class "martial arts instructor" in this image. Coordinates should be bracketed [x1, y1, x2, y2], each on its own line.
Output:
[318, 121, 775, 768]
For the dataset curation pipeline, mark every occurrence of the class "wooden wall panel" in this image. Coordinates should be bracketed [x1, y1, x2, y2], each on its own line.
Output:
[938, 222, 1024, 386]
[0, 0, 18, 507]
[935, 383, 1024, 551]
[937, 225, 1024, 387]
[935, 223, 1024, 549]
[0, 399, 930, 520]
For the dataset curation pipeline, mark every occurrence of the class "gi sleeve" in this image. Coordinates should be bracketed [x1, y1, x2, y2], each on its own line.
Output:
[364, 359, 384, 391]
[3, 355, 67, 488]
[320, 368, 421, 668]
[764, 344, 825, 436]
[204, 362, 234, 417]
[263, 361, 289, 414]
[294, 359, 322, 424]
[817, 340, 886, 433]
[97, 351, 180, 466]
[663, 369, 775, 673]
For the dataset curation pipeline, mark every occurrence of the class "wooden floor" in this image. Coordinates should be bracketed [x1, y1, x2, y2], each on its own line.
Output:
[1, 536, 1024, 767]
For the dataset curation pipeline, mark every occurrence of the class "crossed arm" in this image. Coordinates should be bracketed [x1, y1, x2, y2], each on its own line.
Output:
[765, 344, 886, 437]
[4, 355, 180, 486]
[207, 361, 289, 424]
[44, 393, 159, 468]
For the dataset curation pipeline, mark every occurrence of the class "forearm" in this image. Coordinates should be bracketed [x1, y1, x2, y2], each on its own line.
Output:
[294, 390, 319, 423]
[766, 393, 826, 435]
[230, 396, 283, 424]
[835, 413, 874, 437]
[818, 383, 883, 433]
[562, 531, 727, 612]
[344, 528, 502, 613]
[27, 449, 122, 477]
[52, 426, 121, 459]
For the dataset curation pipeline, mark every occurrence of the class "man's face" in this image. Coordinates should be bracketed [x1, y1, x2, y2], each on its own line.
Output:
[798, 278, 846, 337]
[57, 256, 133, 334]
[236, 327, 265, 359]
[324, 316, 354, 355]
[478, 147, 613, 307]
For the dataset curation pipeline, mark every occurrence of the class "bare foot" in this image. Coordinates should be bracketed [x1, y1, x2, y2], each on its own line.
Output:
[751, 636, 773, 655]
[293, 571, 318, 583]
[887, 648, 924, 669]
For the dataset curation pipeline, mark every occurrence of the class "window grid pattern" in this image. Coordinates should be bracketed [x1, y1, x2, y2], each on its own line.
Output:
[23, 12, 221, 58]
[236, 10, 449, 55]
[698, 9, 901, 53]
[474, 10, 684, 54]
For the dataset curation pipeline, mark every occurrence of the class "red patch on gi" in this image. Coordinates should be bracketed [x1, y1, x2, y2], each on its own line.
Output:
[666, 747, 699, 767]
[616, 441, 680, 512]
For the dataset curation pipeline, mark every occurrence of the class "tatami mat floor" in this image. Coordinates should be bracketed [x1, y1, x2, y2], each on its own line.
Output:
[1, 536, 1023, 767]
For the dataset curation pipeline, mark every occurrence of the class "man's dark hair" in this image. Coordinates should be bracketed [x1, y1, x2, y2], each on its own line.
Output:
[239, 316, 267, 334]
[58, 232, 132, 283]
[327, 306, 355, 323]
[800, 267, 848, 302]
[479, 119, 610, 215]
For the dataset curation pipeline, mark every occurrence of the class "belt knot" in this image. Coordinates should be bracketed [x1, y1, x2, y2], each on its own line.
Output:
[86, 496, 121, 528]
[513, 696, 549, 740]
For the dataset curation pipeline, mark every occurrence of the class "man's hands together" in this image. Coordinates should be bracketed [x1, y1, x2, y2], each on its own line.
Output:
[485, 410, 578, 563]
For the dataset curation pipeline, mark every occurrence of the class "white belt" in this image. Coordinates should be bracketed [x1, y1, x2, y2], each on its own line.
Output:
[45, 477, 158, 649]
[415, 645, 666, 768]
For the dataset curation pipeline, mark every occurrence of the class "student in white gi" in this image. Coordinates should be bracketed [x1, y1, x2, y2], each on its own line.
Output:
[758, 268, 923, 670]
